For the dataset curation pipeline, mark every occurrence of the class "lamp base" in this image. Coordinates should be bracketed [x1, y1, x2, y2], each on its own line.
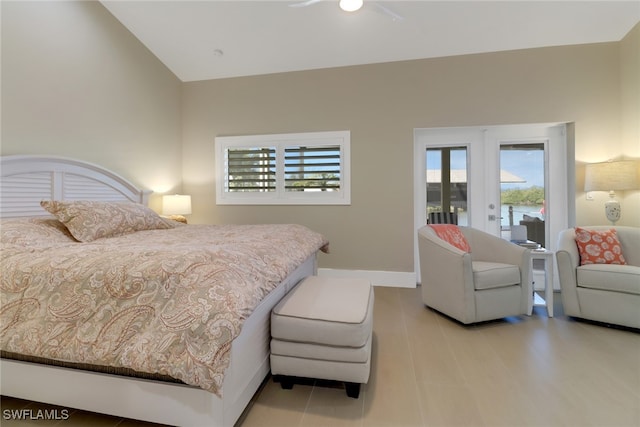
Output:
[605, 197, 620, 225]
[167, 214, 188, 224]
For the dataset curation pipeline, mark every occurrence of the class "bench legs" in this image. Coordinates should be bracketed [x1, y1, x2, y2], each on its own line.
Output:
[277, 375, 294, 390]
[345, 382, 361, 399]
[273, 375, 362, 399]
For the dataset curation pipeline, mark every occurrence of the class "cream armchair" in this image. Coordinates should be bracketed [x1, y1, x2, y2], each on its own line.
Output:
[556, 226, 640, 329]
[418, 225, 531, 324]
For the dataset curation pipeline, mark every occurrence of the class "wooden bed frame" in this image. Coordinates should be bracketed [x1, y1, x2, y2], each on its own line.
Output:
[0, 155, 317, 426]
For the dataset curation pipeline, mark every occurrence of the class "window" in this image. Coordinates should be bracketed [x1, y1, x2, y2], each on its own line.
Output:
[215, 131, 350, 205]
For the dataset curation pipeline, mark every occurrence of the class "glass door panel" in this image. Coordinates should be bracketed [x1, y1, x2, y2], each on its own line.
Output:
[426, 147, 468, 226]
[499, 142, 546, 247]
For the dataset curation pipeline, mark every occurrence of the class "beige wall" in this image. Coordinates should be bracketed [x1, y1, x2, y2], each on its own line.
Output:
[183, 41, 631, 273]
[575, 22, 639, 227]
[620, 23, 640, 226]
[0, 1, 182, 211]
[2, 2, 636, 275]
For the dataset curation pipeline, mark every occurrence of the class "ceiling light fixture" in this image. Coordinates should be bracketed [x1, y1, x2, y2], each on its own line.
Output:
[339, 0, 363, 12]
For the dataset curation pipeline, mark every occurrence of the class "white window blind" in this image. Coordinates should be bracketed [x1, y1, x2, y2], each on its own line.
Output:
[216, 131, 350, 205]
[284, 145, 341, 192]
[226, 147, 276, 192]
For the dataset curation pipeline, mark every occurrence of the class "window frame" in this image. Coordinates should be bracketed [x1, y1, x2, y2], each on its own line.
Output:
[215, 131, 351, 205]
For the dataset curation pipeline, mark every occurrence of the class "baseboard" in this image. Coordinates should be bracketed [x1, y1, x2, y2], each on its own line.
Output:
[317, 268, 417, 288]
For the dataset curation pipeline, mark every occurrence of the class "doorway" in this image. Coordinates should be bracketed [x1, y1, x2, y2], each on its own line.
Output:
[414, 123, 571, 285]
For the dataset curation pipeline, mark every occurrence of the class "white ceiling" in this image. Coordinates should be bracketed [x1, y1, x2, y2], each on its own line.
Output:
[101, 1, 640, 82]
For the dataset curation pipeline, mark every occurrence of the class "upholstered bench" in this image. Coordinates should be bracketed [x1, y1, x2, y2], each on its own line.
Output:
[270, 276, 374, 398]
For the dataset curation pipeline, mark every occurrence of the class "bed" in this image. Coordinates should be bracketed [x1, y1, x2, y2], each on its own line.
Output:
[0, 155, 328, 426]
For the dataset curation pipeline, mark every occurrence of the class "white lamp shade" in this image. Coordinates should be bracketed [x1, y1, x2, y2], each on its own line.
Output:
[162, 195, 192, 215]
[584, 160, 639, 192]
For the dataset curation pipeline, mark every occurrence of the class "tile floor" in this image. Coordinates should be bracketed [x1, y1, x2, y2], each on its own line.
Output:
[2, 286, 639, 426]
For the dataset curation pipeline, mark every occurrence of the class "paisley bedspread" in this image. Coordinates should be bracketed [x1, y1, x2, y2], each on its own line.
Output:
[0, 218, 328, 396]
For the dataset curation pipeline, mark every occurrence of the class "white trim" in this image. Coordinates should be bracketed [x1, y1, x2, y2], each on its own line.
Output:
[318, 268, 417, 288]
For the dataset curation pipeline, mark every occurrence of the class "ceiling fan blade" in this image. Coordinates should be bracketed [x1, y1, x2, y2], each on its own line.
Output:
[372, 2, 404, 21]
[289, 0, 324, 7]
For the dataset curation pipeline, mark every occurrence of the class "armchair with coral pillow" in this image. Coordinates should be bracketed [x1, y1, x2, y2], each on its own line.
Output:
[556, 226, 640, 329]
[418, 225, 531, 324]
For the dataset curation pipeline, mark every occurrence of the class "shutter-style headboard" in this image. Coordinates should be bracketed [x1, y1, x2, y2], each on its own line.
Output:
[0, 155, 151, 218]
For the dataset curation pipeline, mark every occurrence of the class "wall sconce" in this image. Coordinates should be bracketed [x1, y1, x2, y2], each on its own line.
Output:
[162, 194, 192, 224]
[584, 160, 639, 225]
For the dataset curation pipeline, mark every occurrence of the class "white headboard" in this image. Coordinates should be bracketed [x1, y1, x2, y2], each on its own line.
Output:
[0, 155, 151, 218]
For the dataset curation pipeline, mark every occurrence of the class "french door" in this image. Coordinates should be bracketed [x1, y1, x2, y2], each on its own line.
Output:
[414, 123, 570, 283]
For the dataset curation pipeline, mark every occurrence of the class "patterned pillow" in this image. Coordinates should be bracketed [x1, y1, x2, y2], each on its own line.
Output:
[0, 217, 75, 246]
[41, 200, 174, 242]
[574, 227, 626, 266]
[429, 224, 472, 253]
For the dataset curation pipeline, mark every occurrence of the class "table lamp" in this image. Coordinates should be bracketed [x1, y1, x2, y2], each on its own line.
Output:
[162, 194, 192, 224]
[584, 160, 638, 225]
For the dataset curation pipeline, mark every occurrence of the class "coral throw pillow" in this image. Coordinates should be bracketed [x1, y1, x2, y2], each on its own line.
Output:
[574, 227, 626, 266]
[429, 224, 471, 253]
